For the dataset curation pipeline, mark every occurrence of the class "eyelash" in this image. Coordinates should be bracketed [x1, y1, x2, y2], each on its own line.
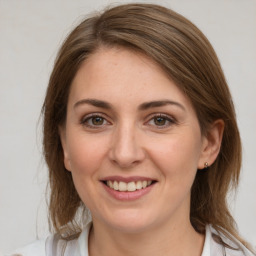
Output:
[80, 113, 110, 129]
[146, 113, 176, 129]
[80, 113, 176, 129]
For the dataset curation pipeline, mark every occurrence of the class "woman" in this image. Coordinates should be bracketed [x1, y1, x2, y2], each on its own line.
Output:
[9, 3, 255, 256]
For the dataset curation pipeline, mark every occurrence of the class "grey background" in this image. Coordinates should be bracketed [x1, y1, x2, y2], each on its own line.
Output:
[0, 0, 255, 253]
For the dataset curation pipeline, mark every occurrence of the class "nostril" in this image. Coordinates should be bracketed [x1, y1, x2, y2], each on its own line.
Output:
[110, 158, 141, 169]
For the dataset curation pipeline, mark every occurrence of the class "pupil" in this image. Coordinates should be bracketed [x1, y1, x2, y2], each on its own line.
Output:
[154, 117, 165, 125]
[92, 117, 103, 125]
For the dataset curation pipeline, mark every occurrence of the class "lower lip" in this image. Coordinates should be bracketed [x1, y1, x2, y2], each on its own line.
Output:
[102, 182, 155, 201]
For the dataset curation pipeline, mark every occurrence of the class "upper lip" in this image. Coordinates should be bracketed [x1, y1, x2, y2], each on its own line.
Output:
[101, 176, 156, 183]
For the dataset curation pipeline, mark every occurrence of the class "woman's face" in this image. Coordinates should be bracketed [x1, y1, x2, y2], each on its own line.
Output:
[60, 47, 209, 233]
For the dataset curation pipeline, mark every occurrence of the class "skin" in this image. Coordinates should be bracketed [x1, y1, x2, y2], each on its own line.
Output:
[60, 47, 224, 256]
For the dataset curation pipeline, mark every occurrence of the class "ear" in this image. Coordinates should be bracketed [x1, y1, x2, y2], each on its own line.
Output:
[198, 119, 224, 169]
[58, 126, 72, 171]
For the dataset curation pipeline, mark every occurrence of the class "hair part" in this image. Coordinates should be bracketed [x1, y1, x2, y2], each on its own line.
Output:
[42, 3, 246, 248]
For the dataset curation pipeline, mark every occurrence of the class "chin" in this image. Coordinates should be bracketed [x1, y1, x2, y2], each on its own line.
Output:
[99, 210, 159, 234]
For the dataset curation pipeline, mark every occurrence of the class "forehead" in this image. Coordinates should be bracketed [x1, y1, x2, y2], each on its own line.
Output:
[73, 46, 169, 88]
[68, 46, 194, 111]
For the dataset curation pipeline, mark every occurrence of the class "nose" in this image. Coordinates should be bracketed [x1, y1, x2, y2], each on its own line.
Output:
[108, 123, 146, 168]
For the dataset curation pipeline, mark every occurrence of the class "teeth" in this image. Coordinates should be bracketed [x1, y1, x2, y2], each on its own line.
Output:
[106, 180, 153, 192]
[136, 181, 142, 190]
[107, 180, 112, 188]
[119, 181, 127, 191]
[113, 181, 119, 190]
[127, 182, 136, 191]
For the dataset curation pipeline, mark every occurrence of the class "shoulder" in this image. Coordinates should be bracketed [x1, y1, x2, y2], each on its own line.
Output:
[5, 235, 79, 256]
[5, 222, 91, 256]
[208, 225, 255, 256]
[5, 239, 46, 256]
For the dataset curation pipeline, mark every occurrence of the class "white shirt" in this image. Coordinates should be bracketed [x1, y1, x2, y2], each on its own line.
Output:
[6, 223, 254, 256]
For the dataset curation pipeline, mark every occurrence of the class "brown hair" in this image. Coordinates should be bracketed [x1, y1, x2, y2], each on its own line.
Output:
[42, 3, 246, 247]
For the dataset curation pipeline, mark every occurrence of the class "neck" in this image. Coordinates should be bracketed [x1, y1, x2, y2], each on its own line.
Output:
[88, 218, 205, 256]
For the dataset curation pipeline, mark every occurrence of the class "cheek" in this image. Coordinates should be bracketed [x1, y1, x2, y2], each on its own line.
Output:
[67, 133, 107, 174]
[147, 132, 202, 180]
[66, 135, 108, 209]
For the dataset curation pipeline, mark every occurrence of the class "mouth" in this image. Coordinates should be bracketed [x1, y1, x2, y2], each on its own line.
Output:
[102, 179, 156, 192]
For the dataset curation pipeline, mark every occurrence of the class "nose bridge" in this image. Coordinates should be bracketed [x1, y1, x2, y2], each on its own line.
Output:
[109, 119, 144, 168]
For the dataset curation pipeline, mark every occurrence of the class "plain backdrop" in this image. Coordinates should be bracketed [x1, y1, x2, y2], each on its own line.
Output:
[0, 0, 255, 254]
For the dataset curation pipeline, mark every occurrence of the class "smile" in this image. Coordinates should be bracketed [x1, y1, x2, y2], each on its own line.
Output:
[105, 180, 153, 192]
[101, 177, 157, 200]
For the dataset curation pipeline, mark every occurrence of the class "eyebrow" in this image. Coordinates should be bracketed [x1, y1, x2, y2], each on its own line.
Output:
[138, 100, 185, 111]
[74, 99, 112, 109]
[74, 98, 185, 111]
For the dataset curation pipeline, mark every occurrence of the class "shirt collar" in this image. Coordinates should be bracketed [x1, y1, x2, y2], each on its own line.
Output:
[77, 223, 212, 256]
[201, 225, 211, 256]
[77, 222, 92, 256]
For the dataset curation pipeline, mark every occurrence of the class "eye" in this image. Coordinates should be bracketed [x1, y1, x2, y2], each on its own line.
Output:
[147, 114, 175, 128]
[91, 116, 104, 125]
[153, 116, 167, 126]
[81, 114, 110, 128]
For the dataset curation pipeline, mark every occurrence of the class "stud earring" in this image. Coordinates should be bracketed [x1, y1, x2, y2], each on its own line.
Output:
[204, 162, 209, 169]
